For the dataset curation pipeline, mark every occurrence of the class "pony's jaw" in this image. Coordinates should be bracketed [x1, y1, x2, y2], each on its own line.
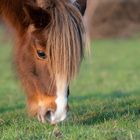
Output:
[49, 78, 68, 124]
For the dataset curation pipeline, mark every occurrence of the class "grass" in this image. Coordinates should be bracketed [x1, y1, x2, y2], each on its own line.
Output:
[0, 31, 140, 140]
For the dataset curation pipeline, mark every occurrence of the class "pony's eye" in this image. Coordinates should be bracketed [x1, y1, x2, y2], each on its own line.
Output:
[37, 50, 47, 59]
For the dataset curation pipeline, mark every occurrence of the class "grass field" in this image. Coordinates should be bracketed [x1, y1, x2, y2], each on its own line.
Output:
[0, 32, 140, 140]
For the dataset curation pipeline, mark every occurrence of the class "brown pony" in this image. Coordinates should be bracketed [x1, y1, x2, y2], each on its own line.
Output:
[0, 0, 87, 124]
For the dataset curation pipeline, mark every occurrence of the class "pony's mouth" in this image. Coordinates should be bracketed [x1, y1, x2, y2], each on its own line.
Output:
[49, 111, 67, 125]
[37, 109, 67, 124]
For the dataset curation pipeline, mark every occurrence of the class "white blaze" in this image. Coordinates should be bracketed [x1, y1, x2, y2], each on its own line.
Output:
[50, 77, 68, 124]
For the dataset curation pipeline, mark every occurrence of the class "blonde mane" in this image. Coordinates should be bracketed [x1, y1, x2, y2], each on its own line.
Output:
[45, 0, 85, 83]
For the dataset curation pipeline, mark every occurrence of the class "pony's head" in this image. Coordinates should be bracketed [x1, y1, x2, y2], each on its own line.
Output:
[23, 0, 86, 124]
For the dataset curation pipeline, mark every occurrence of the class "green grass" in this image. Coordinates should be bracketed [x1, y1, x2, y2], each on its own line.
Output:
[0, 33, 140, 140]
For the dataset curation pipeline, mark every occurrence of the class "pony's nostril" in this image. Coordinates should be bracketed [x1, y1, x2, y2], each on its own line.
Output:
[37, 109, 54, 123]
[45, 110, 52, 122]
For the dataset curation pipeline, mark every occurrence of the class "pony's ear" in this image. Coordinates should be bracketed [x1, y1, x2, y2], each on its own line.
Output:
[23, 3, 51, 29]
[74, 0, 87, 16]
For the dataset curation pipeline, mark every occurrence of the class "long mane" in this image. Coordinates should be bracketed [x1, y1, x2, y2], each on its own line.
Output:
[44, 0, 85, 83]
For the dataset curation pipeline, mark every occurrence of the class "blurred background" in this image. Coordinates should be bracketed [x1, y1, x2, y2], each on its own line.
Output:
[84, 0, 140, 39]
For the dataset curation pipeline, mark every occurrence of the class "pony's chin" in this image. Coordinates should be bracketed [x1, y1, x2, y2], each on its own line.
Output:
[49, 112, 67, 125]
[37, 110, 67, 124]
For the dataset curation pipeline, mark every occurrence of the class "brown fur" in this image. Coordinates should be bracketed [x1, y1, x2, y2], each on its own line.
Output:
[0, 0, 87, 120]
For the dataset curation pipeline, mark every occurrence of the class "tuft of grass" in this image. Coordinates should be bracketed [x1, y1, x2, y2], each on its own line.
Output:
[0, 32, 140, 139]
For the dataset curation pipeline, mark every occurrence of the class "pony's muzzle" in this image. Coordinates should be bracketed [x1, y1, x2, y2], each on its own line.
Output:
[49, 111, 67, 125]
[37, 105, 69, 124]
[37, 86, 70, 124]
[37, 109, 54, 123]
[50, 104, 70, 124]
[37, 101, 55, 123]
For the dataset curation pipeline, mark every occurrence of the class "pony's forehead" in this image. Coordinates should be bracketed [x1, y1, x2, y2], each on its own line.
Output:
[27, 25, 47, 41]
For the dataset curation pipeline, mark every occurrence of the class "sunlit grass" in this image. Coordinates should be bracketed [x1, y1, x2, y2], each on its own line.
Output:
[0, 31, 140, 139]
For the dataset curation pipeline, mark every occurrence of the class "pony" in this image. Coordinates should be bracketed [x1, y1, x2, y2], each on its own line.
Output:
[0, 0, 87, 124]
